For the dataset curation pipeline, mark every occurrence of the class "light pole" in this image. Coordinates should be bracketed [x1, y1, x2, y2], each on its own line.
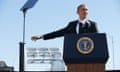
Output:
[19, 0, 38, 72]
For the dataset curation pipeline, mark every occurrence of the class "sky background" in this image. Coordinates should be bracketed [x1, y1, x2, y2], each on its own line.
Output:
[0, 0, 120, 71]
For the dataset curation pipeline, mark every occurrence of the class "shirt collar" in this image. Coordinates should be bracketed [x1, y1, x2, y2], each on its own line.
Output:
[78, 18, 91, 27]
[78, 18, 88, 24]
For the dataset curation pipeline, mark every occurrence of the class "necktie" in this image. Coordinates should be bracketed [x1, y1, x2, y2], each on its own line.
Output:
[79, 23, 83, 27]
[83, 22, 89, 29]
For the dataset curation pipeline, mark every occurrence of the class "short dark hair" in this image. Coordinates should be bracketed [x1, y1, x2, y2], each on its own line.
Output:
[77, 4, 86, 11]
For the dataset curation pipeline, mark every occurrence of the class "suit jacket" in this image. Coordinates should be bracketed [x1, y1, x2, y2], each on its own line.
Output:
[43, 20, 98, 40]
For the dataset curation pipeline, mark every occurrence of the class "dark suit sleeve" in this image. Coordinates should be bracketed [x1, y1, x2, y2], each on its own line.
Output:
[43, 23, 71, 40]
[91, 21, 98, 33]
[93, 22, 98, 33]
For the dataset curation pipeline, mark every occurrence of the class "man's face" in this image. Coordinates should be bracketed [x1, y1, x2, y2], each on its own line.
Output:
[77, 5, 88, 19]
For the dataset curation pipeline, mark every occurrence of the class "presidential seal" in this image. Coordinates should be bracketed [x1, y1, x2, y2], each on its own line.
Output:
[77, 37, 94, 54]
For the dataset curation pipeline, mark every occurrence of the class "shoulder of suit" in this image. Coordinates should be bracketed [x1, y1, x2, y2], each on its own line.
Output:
[88, 20, 96, 24]
[69, 20, 96, 24]
[69, 20, 78, 24]
[68, 20, 97, 25]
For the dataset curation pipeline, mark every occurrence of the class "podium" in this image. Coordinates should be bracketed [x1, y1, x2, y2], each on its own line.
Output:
[63, 33, 109, 72]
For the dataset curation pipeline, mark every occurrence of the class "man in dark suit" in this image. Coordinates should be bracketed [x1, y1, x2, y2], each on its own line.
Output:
[31, 4, 98, 41]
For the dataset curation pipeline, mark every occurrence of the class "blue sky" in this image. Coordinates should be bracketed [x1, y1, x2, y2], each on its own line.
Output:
[0, 0, 120, 71]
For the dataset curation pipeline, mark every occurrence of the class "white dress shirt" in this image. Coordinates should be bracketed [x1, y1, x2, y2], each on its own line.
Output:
[76, 18, 90, 34]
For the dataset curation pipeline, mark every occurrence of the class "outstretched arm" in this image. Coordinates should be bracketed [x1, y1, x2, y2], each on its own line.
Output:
[31, 23, 71, 41]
